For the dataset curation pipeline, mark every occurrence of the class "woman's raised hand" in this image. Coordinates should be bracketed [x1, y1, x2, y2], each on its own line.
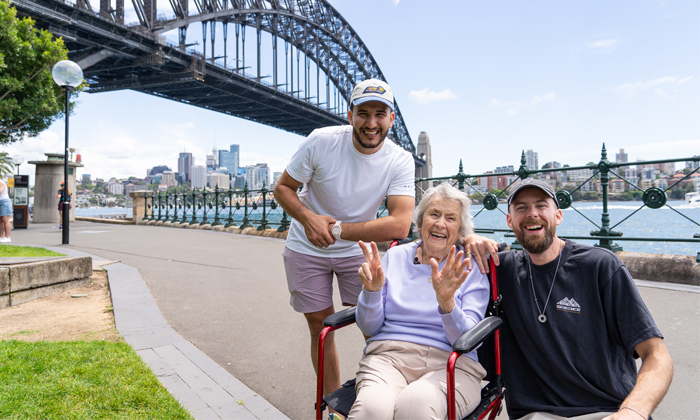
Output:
[358, 241, 385, 292]
[430, 246, 470, 313]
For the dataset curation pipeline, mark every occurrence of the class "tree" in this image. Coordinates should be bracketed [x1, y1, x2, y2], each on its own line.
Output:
[0, 151, 14, 177]
[0, 1, 80, 144]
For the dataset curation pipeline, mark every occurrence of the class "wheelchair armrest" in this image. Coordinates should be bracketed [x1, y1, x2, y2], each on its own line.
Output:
[452, 317, 503, 354]
[322, 307, 357, 328]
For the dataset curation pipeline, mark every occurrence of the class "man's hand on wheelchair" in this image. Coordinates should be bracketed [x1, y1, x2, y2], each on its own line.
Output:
[461, 234, 501, 274]
[358, 241, 385, 292]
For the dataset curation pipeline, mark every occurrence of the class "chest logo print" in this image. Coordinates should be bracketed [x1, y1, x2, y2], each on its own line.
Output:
[556, 297, 580, 313]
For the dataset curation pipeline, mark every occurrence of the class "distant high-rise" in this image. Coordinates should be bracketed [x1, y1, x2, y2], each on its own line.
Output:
[615, 149, 628, 163]
[687, 160, 700, 170]
[178, 153, 194, 182]
[191, 165, 207, 188]
[415, 132, 432, 200]
[525, 150, 538, 171]
[206, 147, 218, 171]
[230, 144, 240, 174]
[219, 147, 238, 174]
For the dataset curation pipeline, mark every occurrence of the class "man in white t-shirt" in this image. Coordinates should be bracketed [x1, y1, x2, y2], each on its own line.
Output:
[274, 79, 500, 412]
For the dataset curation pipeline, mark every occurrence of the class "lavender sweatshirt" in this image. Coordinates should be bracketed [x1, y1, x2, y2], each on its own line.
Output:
[356, 241, 490, 362]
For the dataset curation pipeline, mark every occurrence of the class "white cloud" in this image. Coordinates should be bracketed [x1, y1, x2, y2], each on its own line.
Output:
[409, 88, 458, 105]
[604, 76, 693, 99]
[392, 0, 400, 7]
[487, 92, 557, 114]
[585, 39, 621, 53]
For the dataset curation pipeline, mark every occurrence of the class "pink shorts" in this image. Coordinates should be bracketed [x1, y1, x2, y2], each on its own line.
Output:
[282, 247, 366, 314]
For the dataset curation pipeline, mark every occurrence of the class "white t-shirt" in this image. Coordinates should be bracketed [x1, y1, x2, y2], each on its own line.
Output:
[285, 125, 415, 257]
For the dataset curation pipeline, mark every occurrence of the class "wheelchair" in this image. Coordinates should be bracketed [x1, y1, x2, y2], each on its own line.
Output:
[315, 245, 506, 420]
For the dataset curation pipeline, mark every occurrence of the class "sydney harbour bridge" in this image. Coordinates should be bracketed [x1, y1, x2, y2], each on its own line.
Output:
[13, 0, 419, 160]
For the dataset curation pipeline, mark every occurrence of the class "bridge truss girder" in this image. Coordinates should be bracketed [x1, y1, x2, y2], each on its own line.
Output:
[12, 0, 417, 158]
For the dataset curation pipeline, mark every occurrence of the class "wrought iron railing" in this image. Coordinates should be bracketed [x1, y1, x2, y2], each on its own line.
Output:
[141, 146, 699, 258]
[415, 144, 699, 259]
[142, 183, 290, 232]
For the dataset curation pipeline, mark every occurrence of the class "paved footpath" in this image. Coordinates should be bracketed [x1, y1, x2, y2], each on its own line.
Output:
[10, 222, 700, 420]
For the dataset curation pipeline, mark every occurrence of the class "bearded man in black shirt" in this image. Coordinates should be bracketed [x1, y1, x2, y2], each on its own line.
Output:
[496, 178, 673, 420]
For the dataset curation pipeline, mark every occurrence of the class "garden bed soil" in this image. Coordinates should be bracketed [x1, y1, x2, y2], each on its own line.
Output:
[0, 270, 120, 342]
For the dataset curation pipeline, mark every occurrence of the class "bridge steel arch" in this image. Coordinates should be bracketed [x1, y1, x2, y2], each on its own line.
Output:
[13, 0, 417, 157]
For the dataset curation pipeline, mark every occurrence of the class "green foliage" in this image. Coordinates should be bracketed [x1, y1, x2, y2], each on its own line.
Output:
[582, 191, 599, 201]
[0, 340, 193, 419]
[0, 1, 81, 144]
[0, 245, 65, 257]
[0, 151, 14, 177]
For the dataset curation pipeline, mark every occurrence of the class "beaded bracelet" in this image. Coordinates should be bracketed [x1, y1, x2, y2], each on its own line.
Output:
[620, 406, 647, 420]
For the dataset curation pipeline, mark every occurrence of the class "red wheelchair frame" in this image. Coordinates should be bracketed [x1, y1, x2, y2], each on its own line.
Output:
[316, 254, 505, 420]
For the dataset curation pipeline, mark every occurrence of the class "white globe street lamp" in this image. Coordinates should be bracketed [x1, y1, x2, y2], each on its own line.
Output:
[52, 60, 83, 245]
[11, 155, 24, 176]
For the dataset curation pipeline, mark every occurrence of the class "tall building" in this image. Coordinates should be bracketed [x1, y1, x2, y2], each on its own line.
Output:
[206, 147, 218, 171]
[207, 171, 230, 189]
[178, 152, 194, 182]
[687, 160, 700, 170]
[230, 145, 240, 175]
[525, 150, 538, 171]
[615, 149, 628, 163]
[82, 174, 91, 183]
[161, 171, 177, 187]
[191, 165, 207, 188]
[272, 171, 283, 187]
[255, 163, 270, 189]
[219, 149, 238, 174]
[415, 132, 432, 200]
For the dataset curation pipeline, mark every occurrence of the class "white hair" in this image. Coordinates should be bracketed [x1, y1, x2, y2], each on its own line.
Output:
[413, 183, 473, 241]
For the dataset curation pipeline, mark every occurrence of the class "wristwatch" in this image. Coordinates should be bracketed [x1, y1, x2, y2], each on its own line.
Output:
[331, 221, 342, 240]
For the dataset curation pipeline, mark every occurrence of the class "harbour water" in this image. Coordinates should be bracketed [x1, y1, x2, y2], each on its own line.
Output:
[76, 200, 700, 256]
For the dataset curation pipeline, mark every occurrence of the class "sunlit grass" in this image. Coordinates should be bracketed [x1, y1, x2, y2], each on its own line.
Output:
[0, 245, 66, 257]
[0, 340, 193, 419]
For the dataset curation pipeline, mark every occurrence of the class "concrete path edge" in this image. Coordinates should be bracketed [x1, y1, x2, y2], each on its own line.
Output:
[43, 245, 290, 420]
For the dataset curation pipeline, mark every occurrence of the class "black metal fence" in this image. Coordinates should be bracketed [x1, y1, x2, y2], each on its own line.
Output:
[141, 146, 699, 258]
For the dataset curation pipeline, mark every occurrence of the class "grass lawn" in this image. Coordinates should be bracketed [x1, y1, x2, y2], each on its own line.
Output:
[0, 340, 193, 419]
[0, 245, 66, 257]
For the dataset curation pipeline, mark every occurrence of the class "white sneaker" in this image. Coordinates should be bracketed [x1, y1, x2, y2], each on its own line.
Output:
[0, 237, 9, 243]
[4, 237, 10, 243]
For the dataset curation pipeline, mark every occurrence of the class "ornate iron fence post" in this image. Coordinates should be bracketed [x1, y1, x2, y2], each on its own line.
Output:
[225, 185, 236, 228]
[590, 144, 623, 251]
[278, 210, 290, 232]
[181, 190, 189, 223]
[240, 183, 252, 229]
[201, 188, 210, 225]
[172, 192, 180, 223]
[142, 191, 150, 221]
[212, 185, 223, 226]
[190, 188, 199, 224]
[258, 183, 269, 231]
[157, 191, 163, 221]
[165, 191, 172, 222]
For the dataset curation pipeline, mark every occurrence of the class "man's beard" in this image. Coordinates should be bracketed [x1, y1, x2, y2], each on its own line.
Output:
[515, 223, 556, 255]
[352, 127, 386, 150]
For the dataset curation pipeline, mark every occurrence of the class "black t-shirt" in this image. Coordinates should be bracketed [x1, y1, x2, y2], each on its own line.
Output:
[496, 240, 662, 419]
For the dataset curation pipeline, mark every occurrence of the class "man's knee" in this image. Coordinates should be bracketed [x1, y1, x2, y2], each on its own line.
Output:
[304, 306, 335, 337]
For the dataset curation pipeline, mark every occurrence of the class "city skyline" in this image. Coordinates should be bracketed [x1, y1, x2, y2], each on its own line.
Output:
[3, 0, 698, 183]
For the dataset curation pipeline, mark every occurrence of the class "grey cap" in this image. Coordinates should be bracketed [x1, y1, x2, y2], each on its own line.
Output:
[507, 178, 559, 208]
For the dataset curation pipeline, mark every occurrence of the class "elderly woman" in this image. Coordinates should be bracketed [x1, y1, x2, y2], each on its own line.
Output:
[347, 183, 489, 420]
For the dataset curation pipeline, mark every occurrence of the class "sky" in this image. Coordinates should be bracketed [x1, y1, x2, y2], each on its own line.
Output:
[5, 0, 699, 184]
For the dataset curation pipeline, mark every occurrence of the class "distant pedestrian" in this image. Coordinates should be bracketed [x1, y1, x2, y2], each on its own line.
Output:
[56, 181, 71, 229]
[0, 178, 12, 243]
[274, 78, 499, 418]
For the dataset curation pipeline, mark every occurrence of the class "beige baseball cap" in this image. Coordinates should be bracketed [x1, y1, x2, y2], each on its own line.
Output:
[350, 79, 395, 111]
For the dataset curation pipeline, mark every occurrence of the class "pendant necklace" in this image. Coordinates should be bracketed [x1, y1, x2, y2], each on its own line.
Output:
[527, 240, 563, 324]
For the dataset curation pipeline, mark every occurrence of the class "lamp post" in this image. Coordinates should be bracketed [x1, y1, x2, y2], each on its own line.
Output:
[12, 155, 24, 176]
[52, 60, 83, 245]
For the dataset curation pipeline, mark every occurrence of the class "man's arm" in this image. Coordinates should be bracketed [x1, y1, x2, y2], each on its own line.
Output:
[461, 235, 501, 274]
[603, 337, 673, 420]
[337, 195, 414, 243]
[273, 170, 336, 248]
